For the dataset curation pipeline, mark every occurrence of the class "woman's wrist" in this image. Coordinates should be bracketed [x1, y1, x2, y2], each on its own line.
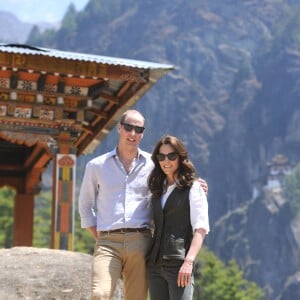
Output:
[184, 257, 194, 265]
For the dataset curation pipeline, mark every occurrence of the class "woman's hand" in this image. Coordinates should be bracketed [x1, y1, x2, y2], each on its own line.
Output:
[177, 259, 193, 287]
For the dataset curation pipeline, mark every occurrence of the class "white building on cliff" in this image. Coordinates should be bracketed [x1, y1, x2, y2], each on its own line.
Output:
[265, 154, 292, 190]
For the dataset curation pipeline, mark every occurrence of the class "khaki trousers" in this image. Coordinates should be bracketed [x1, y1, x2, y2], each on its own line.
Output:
[91, 230, 152, 300]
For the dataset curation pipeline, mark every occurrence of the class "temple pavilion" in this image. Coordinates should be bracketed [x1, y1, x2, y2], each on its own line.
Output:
[0, 43, 173, 250]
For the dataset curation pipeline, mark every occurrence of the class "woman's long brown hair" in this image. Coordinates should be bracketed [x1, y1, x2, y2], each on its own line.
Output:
[148, 135, 197, 200]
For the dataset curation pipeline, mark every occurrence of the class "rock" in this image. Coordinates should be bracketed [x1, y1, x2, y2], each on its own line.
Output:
[0, 247, 123, 300]
[279, 272, 300, 300]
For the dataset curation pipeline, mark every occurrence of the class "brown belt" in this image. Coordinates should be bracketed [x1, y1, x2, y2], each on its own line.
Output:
[100, 227, 149, 234]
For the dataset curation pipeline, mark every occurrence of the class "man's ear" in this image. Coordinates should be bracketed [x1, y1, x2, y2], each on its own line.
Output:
[117, 123, 121, 133]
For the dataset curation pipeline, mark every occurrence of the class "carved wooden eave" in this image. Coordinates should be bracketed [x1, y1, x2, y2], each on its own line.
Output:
[0, 43, 174, 159]
[0, 43, 173, 248]
[0, 131, 52, 192]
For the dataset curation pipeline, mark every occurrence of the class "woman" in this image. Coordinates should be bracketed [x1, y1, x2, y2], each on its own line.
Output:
[147, 135, 209, 300]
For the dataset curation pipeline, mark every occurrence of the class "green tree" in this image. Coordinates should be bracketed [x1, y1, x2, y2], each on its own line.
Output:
[283, 163, 300, 216]
[33, 190, 94, 252]
[0, 186, 15, 248]
[194, 248, 265, 300]
[56, 4, 78, 50]
[33, 191, 52, 247]
[74, 206, 95, 254]
[27, 25, 57, 48]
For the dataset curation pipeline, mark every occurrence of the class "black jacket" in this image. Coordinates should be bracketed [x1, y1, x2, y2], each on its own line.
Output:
[147, 186, 193, 266]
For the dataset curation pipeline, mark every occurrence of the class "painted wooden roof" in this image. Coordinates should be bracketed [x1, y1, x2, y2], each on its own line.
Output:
[0, 43, 173, 184]
[0, 43, 173, 153]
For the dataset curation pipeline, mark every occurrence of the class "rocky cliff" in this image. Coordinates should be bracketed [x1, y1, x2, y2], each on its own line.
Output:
[24, 1, 300, 299]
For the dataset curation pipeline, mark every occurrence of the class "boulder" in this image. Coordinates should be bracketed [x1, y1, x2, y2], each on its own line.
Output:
[0, 247, 123, 300]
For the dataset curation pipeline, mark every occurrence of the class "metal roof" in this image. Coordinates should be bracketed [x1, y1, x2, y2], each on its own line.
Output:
[0, 43, 174, 157]
[0, 43, 174, 71]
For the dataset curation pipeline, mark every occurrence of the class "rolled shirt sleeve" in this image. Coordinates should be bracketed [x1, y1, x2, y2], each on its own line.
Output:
[189, 180, 210, 234]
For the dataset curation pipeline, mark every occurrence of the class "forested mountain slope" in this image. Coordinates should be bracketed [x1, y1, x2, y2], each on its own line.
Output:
[27, 1, 300, 299]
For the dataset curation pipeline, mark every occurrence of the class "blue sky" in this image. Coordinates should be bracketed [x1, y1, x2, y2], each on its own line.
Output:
[1, 0, 89, 23]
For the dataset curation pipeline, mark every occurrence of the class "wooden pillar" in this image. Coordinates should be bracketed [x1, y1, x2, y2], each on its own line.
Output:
[13, 193, 34, 246]
[51, 132, 76, 250]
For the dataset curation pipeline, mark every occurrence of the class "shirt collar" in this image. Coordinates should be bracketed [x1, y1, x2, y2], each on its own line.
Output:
[109, 147, 148, 160]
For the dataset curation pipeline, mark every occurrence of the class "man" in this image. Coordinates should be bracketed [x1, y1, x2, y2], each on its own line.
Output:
[78, 109, 208, 300]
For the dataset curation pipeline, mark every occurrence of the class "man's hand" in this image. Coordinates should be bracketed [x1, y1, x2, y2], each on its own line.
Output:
[198, 178, 208, 195]
[87, 226, 97, 240]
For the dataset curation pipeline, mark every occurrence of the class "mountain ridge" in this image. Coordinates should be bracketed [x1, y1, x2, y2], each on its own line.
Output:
[2, 1, 300, 299]
[0, 11, 59, 43]
[28, 1, 300, 299]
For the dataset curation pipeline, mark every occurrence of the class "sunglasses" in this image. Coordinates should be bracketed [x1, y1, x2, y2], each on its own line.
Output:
[121, 122, 145, 134]
[156, 152, 178, 161]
